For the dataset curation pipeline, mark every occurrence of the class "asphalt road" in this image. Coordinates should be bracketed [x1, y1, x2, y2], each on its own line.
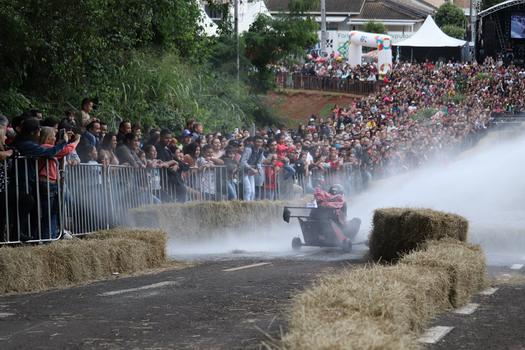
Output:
[0, 248, 524, 350]
[0, 248, 365, 350]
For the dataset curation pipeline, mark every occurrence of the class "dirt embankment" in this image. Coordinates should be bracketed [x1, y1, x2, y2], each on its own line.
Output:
[264, 90, 356, 124]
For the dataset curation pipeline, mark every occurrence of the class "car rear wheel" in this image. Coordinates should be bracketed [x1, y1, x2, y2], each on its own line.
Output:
[292, 237, 302, 250]
[342, 239, 352, 253]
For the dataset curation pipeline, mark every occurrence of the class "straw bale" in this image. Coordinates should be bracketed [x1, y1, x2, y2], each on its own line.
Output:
[369, 208, 469, 262]
[283, 316, 418, 350]
[0, 229, 167, 294]
[400, 239, 487, 307]
[284, 264, 451, 349]
[88, 228, 167, 264]
[130, 201, 285, 240]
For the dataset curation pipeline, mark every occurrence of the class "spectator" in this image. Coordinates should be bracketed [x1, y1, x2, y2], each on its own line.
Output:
[156, 129, 174, 162]
[38, 127, 79, 238]
[98, 132, 119, 165]
[196, 144, 224, 200]
[115, 133, 144, 168]
[117, 120, 132, 144]
[77, 120, 101, 162]
[240, 136, 264, 201]
[191, 122, 204, 143]
[180, 130, 193, 148]
[79, 98, 94, 127]
[211, 137, 224, 158]
[99, 121, 108, 140]
[183, 142, 200, 167]
[221, 146, 239, 200]
[12, 118, 69, 240]
[0, 115, 13, 241]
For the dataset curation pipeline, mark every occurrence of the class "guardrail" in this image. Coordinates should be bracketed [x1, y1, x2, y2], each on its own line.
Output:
[60, 162, 365, 237]
[1, 157, 63, 244]
[1, 156, 366, 242]
[275, 72, 383, 95]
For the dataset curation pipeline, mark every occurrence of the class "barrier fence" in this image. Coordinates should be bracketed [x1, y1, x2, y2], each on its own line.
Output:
[1, 157, 63, 244]
[275, 72, 383, 95]
[0, 157, 367, 243]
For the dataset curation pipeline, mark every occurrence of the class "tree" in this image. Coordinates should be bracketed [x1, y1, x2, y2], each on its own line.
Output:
[481, 0, 506, 10]
[362, 21, 387, 34]
[244, 14, 318, 91]
[0, 0, 207, 99]
[442, 24, 466, 39]
[242, 0, 319, 91]
[435, 2, 466, 28]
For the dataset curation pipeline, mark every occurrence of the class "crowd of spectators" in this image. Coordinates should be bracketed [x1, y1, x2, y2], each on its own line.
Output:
[1, 58, 525, 241]
[275, 55, 379, 82]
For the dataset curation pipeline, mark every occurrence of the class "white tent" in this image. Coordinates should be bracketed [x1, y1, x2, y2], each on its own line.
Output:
[395, 15, 466, 47]
[199, 4, 219, 37]
[230, 0, 272, 33]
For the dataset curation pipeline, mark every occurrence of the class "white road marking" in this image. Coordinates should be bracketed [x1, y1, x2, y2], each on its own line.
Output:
[99, 281, 181, 297]
[222, 262, 271, 272]
[418, 326, 454, 344]
[0, 312, 14, 318]
[454, 303, 479, 315]
[480, 287, 498, 296]
[510, 264, 523, 270]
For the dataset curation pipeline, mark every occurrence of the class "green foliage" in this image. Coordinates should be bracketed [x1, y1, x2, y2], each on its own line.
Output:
[0, 0, 283, 129]
[362, 21, 388, 34]
[0, 90, 32, 117]
[435, 3, 466, 28]
[442, 25, 466, 40]
[0, 0, 208, 98]
[288, 0, 321, 14]
[411, 108, 438, 121]
[481, 0, 506, 10]
[1, 52, 279, 132]
[244, 14, 318, 91]
[442, 92, 465, 105]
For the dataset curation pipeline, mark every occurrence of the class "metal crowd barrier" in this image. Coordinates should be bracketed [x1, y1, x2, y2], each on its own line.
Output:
[275, 72, 382, 95]
[62, 164, 157, 235]
[1, 158, 366, 242]
[0, 157, 62, 245]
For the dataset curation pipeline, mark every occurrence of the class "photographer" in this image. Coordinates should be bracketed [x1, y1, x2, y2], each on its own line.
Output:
[11, 118, 74, 240]
[38, 127, 80, 239]
[0, 115, 14, 241]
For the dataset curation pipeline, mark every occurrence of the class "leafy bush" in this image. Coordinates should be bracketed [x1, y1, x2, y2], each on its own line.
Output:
[411, 108, 438, 121]
[441, 25, 466, 40]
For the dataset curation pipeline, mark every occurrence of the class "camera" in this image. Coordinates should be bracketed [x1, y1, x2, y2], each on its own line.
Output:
[58, 128, 66, 142]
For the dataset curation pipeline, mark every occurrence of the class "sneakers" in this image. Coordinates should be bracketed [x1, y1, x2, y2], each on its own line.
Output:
[61, 230, 74, 240]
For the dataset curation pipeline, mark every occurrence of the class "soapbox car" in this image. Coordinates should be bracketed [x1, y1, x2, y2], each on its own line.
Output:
[283, 206, 362, 253]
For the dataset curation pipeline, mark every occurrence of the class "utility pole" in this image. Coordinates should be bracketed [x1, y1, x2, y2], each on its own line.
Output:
[234, 0, 240, 85]
[320, 0, 327, 56]
[469, 0, 474, 60]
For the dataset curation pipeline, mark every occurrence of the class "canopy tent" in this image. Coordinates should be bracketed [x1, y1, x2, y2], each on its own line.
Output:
[395, 15, 466, 47]
[199, 4, 219, 37]
[229, 0, 272, 33]
[394, 15, 467, 62]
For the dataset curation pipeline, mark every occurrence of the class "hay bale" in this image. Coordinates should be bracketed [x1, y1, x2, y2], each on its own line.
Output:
[0, 229, 168, 295]
[130, 201, 285, 240]
[284, 264, 451, 349]
[400, 239, 487, 307]
[283, 316, 418, 350]
[369, 208, 469, 262]
[88, 228, 167, 264]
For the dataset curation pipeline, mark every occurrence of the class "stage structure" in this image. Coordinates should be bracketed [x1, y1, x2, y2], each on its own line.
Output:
[477, 0, 525, 64]
[348, 31, 392, 74]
